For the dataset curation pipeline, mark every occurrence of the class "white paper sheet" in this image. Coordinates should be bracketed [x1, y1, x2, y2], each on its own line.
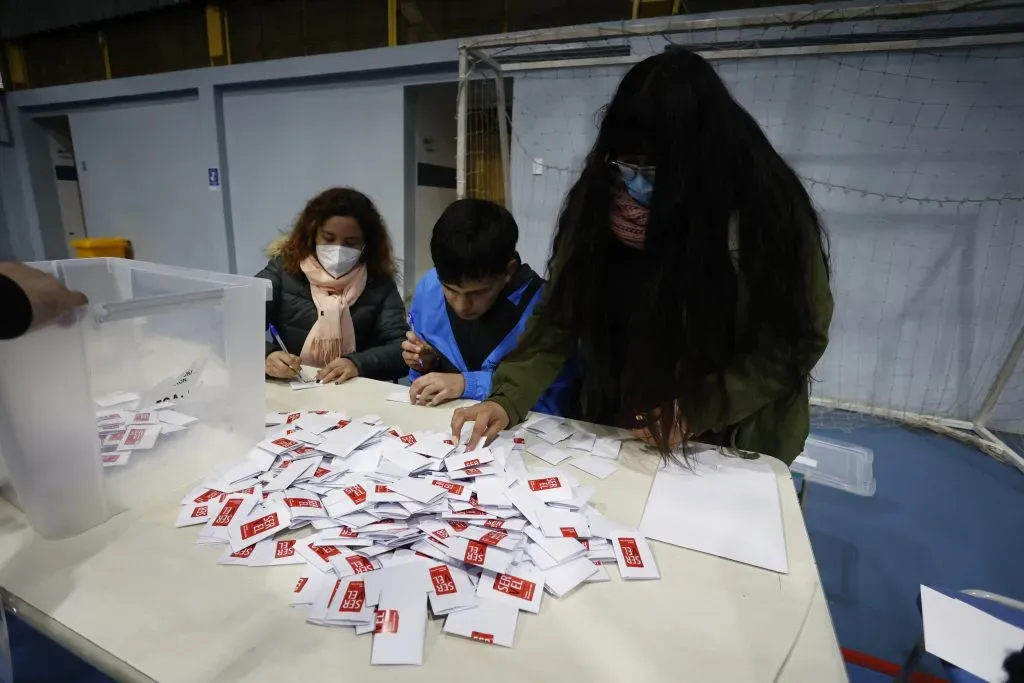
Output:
[638, 450, 788, 573]
[921, 586, 1024, 682]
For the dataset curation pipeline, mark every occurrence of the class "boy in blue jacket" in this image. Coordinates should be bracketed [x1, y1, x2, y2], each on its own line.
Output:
[403, 199, 575, 415]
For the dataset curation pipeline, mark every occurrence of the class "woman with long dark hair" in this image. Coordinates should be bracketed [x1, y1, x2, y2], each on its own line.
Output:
[452, 48, 833, 464]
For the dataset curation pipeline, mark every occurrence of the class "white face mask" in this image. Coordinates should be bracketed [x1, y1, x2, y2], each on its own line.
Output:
[316, 245, 361, 278]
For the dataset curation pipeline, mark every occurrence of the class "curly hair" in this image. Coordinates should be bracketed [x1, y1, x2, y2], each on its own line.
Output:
[278, 187, 396, 279]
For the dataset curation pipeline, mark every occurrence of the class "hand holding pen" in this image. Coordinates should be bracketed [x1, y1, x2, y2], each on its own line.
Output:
[265, 324, 303, 379]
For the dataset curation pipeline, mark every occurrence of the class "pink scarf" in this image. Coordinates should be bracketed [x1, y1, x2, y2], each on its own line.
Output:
[298, 256, 367, 368]
[609, 189, 649, 249]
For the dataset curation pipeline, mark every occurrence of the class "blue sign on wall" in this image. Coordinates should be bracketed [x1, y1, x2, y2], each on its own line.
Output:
[208, 167, 220, 190]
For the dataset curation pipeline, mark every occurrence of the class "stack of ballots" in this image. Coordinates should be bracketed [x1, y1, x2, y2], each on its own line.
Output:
[95, 391, 198, 468]
[175, 409, 659, 665]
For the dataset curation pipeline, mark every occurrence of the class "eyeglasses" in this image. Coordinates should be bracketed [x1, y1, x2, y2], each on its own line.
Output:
[609, 160, 656, 183]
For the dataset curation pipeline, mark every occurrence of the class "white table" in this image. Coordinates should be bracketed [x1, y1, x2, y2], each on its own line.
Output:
[0, 378, 846, 682]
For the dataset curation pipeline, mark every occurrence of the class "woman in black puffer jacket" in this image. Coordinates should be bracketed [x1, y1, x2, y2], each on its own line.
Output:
[257, 188, 408, 384]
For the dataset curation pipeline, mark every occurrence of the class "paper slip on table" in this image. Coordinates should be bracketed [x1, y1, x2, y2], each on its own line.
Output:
[0, 377, 846, 683]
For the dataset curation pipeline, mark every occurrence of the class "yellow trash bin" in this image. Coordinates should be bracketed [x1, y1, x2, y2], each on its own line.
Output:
[71, 238, 134, 259]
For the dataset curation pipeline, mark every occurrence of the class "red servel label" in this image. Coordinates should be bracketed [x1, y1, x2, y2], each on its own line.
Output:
[429, 565, 457, 595]
[463, 540, 487, 566]
[311, 543, 341, 561]
[274, 540, 296, 558]
[240, 512, 280, 541]
[560, 527, 579, 538]
[463, 458, 481, 468]
[448, 521, 469, 531]
[272, 437, 299, 449]
[470, 631, 494, 644]
[230, 545, 255, 559]
[338, 526, 357, 538]
[464, 467, 482, 475]
[431, 480, 464, 495]
[344, 485, 367, 505]
[618, 538, 644, 568]
[101, 454, 119, 463]
[191, 505, 208, 518]
[313, 467, 330, 478]
[479, 530, 508, 546]
[374, 609, 400, 634]
[528, 477, 561, 492]
[346, 555, 376, 574]
[493, 573, 536, 601]
[339, 581, 365, 612]
[483, 519, 505, 529]
[400, 433, 416, 446]
[294, 577, 308, 593]
[374, 484, 392, 493]
[433, 528, 450, 540]
[213, 498, 243, 527]
[284, 497, 323, 509]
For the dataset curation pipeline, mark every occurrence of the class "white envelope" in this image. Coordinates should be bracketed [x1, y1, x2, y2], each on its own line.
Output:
[101, 451, 131, 467]
[264, 457, 320, 493]
[370, 590, 429, 666]
[318, 423, 378, 458]
[444, 447, 494, 472]
[611, 532, 660, 580]
[258, 435, 304, 456]
[295, 412, 342, 435]
[543, 555, 599, 597]
[456, 525, 521, 551]
[327, 576, 376, 625]
[407, 432, 456, 459]
[591, 436, 622, 460]
[565, 431, 597, 452]
[443, 598, 518, 647]
[570, 455, 619, 479]
[473, 476, 511, 507]
[324, 482, 372, 517]
[444, 537, 513, 574]
[281, 490, 328, 519]
[289, 573, 324, 606]
[295, 539, 345, 573]
[175, 501, 213, 527]
[525, 526, 585, 563]
[425, 563, 478, 615]
[387, 477, 447, 504]
[118, 425, 160, 451]
[638, 451, 788, 573]
[476, 566, 544, 614]
[537, 508, 591, 539]
[521, 472, 574, 503]
[228, 502, 292, 551]
[246, 537, 307, 566]
[425, 477, 472, 502]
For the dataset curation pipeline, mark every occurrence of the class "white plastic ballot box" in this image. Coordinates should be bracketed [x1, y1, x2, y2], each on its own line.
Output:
[0, 258, 270, 538]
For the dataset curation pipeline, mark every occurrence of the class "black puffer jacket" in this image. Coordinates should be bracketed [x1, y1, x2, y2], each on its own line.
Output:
[256, 256, 408, 381]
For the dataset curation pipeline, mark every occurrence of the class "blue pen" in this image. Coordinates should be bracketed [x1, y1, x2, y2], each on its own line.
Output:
[407, 311, 426, 368]
[269, 324, 306, 381]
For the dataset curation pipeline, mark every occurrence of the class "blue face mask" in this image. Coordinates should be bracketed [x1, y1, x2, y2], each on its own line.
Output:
[613, 162, 656, 207]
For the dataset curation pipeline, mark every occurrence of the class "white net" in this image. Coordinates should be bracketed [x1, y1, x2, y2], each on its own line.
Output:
[460, 3, 1024, 461]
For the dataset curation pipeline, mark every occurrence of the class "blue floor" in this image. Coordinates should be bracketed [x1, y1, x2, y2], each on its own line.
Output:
[4, 418, 1023, 681]
[806, 418, 1024, 678]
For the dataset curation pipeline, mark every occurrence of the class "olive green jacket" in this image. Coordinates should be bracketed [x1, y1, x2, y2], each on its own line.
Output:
[488, 225, 833, 465]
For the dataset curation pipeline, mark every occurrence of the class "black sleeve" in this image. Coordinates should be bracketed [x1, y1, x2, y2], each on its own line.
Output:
[255, 259, 283, 358]
[0, 273, 33, 340]
[346, 279, 409, 381]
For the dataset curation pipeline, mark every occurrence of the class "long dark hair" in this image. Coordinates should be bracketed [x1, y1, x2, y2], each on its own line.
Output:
[519, 48, 829, 457]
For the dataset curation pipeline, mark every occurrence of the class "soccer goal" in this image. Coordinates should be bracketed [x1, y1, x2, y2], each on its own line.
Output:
[455, 0, 1024, 472]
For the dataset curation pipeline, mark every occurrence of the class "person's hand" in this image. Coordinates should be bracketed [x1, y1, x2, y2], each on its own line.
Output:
[631, 405, 688, 451]
[451, 401, 510, 451]
[0, 261, 88, 331]
[402, 331, 438, 371]
[317, 358, 359, 384]
[409, 372, 465, 407]
[266, 351, 301, 379]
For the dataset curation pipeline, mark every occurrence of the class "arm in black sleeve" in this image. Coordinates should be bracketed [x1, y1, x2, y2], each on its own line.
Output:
[346, 279, 409, 381]
[0, 273, 33, 340]
[255, 259, 283, 358]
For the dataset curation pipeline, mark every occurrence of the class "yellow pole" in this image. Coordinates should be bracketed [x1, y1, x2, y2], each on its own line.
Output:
[3, 42, 29, 88]
[672, 0, 683, 13]
[387, 0, 398, 46]
[100, 32, 112, 79]
[632, 0, 641, 19]
[206, 4, 227, 66]
[224, 11, 233, 64]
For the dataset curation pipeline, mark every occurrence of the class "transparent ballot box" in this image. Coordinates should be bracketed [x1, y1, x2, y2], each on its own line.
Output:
[792, 434, 876, 497]
[0, 258, 269, 538]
